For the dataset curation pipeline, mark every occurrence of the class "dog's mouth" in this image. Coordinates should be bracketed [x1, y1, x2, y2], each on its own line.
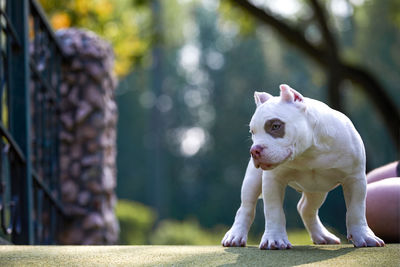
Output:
[256, 163, 277, 170]
[253, 150, 292, 170]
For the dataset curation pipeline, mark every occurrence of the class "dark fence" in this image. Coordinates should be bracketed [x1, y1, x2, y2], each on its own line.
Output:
[0, 0, 66, 244]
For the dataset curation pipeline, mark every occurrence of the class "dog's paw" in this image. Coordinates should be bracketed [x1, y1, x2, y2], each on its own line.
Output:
[348, 227, 385, 247]
[259, 232, 292, 250]
[222, 228, 248, 247]
[311, 228, 341, 245]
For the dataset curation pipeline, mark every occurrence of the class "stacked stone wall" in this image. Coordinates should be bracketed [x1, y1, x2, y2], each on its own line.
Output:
[56, 28, 119, 244]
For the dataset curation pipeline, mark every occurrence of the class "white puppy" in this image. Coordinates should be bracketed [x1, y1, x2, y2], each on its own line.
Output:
[222, 84, 385, 249]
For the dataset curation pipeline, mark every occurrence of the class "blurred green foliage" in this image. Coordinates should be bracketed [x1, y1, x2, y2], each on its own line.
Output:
[40, 0, 399, 244]
[116, 199, 314, 245]
[150, 219, 225, 245]
[115, 199, 227, 245]
[115, 0, 399, 239]
[287, 230, 315, 246]
[39, 0, 152, 76]
[116, 199, 156, 244]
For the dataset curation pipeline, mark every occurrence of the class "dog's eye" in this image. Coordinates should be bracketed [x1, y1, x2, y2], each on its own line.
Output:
[250, 129, 255, 135]
[264, 118, 285, 138]
[271, 123, 281, 131]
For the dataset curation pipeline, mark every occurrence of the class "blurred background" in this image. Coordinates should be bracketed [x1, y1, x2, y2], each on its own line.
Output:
[40, 0, 399, 245]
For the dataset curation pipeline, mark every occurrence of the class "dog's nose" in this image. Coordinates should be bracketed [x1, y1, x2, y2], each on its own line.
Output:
[250, 145, 264, 159]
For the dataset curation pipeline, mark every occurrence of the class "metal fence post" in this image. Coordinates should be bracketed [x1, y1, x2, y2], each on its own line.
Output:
[8, 0, 34, 244]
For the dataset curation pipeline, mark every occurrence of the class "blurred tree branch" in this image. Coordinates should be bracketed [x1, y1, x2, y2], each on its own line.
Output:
[309, 0, 341, 111]
[231, 0, 400, 150]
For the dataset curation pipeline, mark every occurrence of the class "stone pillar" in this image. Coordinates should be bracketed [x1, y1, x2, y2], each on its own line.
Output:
[56, 28, 119, 244]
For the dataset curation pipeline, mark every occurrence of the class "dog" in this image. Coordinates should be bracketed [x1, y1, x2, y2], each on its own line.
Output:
[222, 84, 385, 249]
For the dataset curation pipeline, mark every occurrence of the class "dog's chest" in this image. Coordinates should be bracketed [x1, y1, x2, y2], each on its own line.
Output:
[282, 168, 344, 193]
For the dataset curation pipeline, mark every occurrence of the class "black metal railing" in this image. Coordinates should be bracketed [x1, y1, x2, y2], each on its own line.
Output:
[0, 0, 66, 244]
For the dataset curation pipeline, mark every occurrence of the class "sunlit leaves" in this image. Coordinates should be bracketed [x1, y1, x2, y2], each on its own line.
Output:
[50, 12, 71, 29]
[39, 0, 151, 77]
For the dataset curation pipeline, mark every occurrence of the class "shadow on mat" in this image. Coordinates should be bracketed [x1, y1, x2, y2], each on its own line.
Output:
[220, 245, 356, 266]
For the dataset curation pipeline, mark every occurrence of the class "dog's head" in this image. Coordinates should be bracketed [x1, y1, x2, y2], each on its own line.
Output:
[249, 84, 312, 170]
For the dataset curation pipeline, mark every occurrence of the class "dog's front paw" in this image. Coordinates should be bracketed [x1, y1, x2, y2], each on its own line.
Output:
[348, 227, 385, 247]
[259, 232, 292, 250]
[222, 227, 248, 247]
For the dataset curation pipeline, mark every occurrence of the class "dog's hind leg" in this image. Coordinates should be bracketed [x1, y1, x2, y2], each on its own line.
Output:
[342, 177, 385, 247]
[297, 192, 341, 244]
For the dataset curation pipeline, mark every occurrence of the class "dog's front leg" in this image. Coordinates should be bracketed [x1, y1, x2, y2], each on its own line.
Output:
[259, 173, 292, 250]
[342, 176, 385, 247]
[222, 159, 262, 247]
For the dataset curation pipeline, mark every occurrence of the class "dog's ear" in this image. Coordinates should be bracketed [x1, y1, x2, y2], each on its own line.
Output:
[254, 91, 272, 107]
[279, 84, 304, 104]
